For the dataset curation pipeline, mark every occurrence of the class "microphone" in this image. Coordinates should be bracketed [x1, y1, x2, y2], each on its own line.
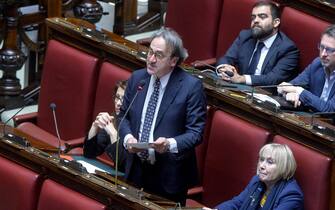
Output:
[193, 60, 234, 77]
[49, 103, 62, 158]
[2, 98, 34, 147]
[115, 79, 146, 187]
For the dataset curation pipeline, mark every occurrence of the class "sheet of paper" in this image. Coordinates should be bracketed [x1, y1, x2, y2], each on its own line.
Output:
[247, 93, 281, 107]
[77, 160, 107, 174]
[126, 142, 152, 149]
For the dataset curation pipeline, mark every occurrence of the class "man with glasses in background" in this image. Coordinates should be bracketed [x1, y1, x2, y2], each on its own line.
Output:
[278, 24, 335, 112]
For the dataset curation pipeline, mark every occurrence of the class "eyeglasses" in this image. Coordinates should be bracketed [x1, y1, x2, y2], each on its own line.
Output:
[147, 48, 168, 60]
[114, 94, 123, 103]
[318, 44, 335, 55]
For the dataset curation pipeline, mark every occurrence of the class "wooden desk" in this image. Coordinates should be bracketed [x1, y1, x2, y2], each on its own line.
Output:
[0, 126, 178, 210]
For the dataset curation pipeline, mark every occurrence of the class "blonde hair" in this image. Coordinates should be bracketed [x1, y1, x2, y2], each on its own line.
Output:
[257, 143, 296, 180]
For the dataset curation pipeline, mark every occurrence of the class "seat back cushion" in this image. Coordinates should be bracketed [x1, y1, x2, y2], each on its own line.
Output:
[37, 40, 99, 140]
[165, 0, 223, 63]
[216, 0, 257, 58]
[0, 156, 40, 210]
[201, 110, 270, 207]
[273, 135, 331, 210]
[37, 179, 105, 210]
[92, 62, 131, 118]
[281, 6, 330, 71]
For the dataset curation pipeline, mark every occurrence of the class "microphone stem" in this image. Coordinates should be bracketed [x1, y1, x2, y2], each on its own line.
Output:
[51, 109, 61, 159]
[115, 89, 141, 188]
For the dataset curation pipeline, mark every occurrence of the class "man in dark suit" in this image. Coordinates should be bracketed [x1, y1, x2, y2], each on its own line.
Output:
[278, 24, 335, 112]
[216, 1, 299, 86]
[118, 28, 207, 205]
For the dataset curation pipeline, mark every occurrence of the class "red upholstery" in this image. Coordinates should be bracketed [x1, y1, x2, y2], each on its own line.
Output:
[165, 0, 223, 63]
[17, 40, 99, 148]
[280, 7, 330, 70]
[37, 179, 105, 210]
[273, 135, 331, 210]
[89, 62, 131, 164]
[0, 156, 40, 210]
[215, 0, 257, 59]
[188, 110, 270, 207]
[188, 106, 216, 196]
[92, 62, 131, 118]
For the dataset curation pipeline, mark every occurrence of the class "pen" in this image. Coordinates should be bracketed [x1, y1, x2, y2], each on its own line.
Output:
[230, 93, 246, 99]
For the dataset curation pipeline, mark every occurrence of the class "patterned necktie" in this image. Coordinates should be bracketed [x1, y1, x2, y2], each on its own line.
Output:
[139, 78, 160, 160]
[248, 42, 265, 74]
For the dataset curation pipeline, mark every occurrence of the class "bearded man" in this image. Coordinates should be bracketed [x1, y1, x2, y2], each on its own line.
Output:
[216, 0, 299, 86]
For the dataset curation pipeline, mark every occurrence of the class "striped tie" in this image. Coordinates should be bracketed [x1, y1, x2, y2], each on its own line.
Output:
[139, 78, 160, 160]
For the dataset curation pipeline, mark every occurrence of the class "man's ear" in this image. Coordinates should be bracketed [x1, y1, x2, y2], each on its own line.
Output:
[170, 56, 179, 67]
[273, 18, 280, 28]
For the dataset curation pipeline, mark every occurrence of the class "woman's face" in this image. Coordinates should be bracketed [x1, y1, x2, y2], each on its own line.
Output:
[257, 150, 279, 187]
[114, 86, 125, 115]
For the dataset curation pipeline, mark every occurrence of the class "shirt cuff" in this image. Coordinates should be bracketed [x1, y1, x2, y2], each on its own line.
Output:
[245, 75, 252, 85]
[123, 134, 134, 148]
[167, 138, 178, 153]
[296, 87, 304, 96]
[216, 64, 225, 77]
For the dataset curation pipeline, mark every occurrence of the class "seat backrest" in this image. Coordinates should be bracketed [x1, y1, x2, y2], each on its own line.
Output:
[37, 179, 105, 210]
[0, 156, 40, 210]
[273, 135, 331, 210]
[280, 6, 330, 71]
[92, 62, 131, 118]
[215, 0, 257, 58]
[195, 106, 216, 185]
[37, 40, 99, 140]
[165, 0, 223, 63]
[201, 110, 270, 207]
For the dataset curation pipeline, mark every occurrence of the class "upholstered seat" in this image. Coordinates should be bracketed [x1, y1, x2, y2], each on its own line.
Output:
[187, 110, 270, 207]
[273, 135, 331, 210]
[37, 179, 105, 210]
[0, 156, 41, 210]
[15, 40, 99, 150]
[280, 7, 330, 71]
[82, 62, 131, 164]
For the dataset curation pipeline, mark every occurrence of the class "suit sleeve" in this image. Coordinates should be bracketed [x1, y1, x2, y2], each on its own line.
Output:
[290, 59, 335, 112]
[83, 129, 110, 158]
[250, 44, 299, 85]
[174, 79, 207, 152]
[273, 180, 304, 210]
[216, 176, 259, 210]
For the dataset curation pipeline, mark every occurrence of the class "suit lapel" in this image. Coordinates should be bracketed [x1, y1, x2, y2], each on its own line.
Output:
[155, 69, 182, 128]
[261, 33, 281, 74]
[134, 75, 151, 133]
[243, 39, 257, 74]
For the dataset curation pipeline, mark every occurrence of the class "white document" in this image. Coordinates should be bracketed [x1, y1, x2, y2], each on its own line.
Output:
[126, 142, 153, 149]
[247, 93, 281, 107]
[77, 160, 107, 174]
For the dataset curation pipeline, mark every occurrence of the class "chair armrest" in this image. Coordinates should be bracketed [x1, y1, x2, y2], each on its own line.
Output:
[64, 137, 85, 153]
[136, 37, 151, 46]
[187, 186, 204, 196]
[191, 58, 217, 69]
[13, 112, 38, 126]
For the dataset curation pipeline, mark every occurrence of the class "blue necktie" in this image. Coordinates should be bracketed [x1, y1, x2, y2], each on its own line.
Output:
[139, 78, 160, 160]
[248, 42, 265, 74]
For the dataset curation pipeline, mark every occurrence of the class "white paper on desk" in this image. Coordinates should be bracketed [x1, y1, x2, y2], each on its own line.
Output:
[247, 93, 281, 107]
[126, 142, 152, 149]
[77, 160, 107, 174]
